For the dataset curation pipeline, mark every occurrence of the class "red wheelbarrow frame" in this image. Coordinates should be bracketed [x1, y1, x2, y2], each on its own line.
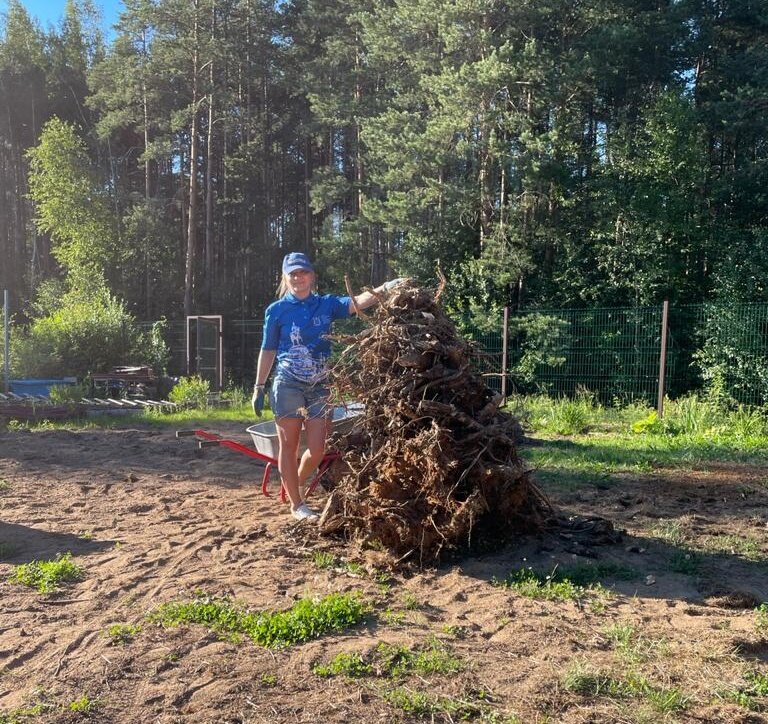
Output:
[175, 429, 339, 503]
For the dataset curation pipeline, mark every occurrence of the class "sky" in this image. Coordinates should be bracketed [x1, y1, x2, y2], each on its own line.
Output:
[10, 0, 124, 37]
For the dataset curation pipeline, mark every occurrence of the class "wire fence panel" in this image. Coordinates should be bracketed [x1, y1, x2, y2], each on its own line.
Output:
[463, 302, 768, 408]
[501, 306, 664, 404]
[144, 301, 768, 407]
[684, 303, 768, 406]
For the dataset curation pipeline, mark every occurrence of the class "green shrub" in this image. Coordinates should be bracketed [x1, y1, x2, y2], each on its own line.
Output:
[221, 385, 248, 408]
[169, 376, 210, 409]
[632, 410, 664, 434]
[506, 313, 570, 385]
[13, 289, 152, 378]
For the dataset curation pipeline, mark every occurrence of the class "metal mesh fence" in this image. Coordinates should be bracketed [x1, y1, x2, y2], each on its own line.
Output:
[462, 302, 768, 407]
[503, 306, 664, 403]
[146, 301, 768, 406]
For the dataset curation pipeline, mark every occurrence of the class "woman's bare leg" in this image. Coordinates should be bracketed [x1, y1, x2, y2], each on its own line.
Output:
[275, 416, 303, 509]
[297, 417, 328, 492]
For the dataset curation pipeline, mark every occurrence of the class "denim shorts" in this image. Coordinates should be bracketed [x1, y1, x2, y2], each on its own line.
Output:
[270, 376, 331, 420]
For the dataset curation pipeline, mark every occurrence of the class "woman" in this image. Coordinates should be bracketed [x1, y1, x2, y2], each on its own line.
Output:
[252, 252, 403, 520]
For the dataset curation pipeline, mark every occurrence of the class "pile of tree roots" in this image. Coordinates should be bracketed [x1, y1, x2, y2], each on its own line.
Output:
[321, 280, 550, 565]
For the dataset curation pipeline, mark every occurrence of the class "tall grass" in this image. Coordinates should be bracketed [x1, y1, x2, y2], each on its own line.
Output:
[510, 393, 595, 435]
[511, 393, 768, 481]
[512, 393, 768, 444]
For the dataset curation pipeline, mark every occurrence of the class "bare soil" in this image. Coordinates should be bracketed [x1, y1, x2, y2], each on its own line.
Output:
[1, 423, 767, 723]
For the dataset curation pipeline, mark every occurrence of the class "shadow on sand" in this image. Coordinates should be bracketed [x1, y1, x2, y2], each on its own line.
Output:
[0, 521, 114, 564]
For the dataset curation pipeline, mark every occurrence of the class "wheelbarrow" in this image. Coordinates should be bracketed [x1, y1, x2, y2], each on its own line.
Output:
[176, 402, 364, 502]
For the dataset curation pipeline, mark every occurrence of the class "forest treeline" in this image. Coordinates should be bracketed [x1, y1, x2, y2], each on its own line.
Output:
[1, 0, 767, 329]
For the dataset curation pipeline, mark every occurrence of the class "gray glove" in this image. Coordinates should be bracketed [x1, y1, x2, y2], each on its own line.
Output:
[382, 277, 406, 292]
[251, 385, 265, 417]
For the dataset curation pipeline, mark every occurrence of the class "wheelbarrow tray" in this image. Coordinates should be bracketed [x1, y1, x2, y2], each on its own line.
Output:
[246, 402, 364, 459]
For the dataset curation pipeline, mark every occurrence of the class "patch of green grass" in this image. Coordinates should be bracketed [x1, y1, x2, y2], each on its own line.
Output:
[7, 417, 100, 432]
[378, 640, 464, 677]
[519, 409, 768, 480]
[649, 519, 689, 546]
[312, 639, 464, 680]
[563, 664, 628, 697]
[440, 624, 469, 638]
[493, 568, 576, 600]
[492, 567, 610, 603]
[8, 553, 83, 593]
[0, 479, 9, 492]
[381, 687, 487, 719]
[519, 392, 768, 449]
[67, 695, 97, 713]
[699, 533, 765, 561]
[308, 551, 366, 576]
[529, 467, 621, 492]
[401, 590, 421, 610]
[668, 548, 702, 575]
[603, 622, 669, 664]
[259, 672, 277, 687]
[310, 551, 337, 569]
[563, 662, 690, 714]
[381, 609, 407, 626]
[105, 623, 141, 646]
[522, 444, 653, 480]
[747, 670, 768, 697]
[0, 702, 55, 723]
[312, 651, 373, 678]
[756, 603, 768, 636]
[5, 402, 263, 433]
[717, 670, 768, 711]
[148, 591, 369, 648]
[517, 393, 598, 436]
[139, 403, 265, 428]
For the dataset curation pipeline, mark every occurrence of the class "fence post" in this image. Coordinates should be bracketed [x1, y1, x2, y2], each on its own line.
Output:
[657, 299, 669, 417]
[3, 290, 9, 394]
[501, 306, 509, 402]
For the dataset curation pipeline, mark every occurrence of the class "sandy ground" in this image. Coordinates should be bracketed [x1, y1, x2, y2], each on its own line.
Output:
[1, 422, 767, 723]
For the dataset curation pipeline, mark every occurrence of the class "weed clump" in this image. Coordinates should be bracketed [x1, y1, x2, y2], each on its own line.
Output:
[8, 552, 83, 593]
[148, 591, 369, 648]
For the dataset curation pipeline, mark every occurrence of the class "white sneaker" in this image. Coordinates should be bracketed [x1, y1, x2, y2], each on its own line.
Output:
[291, 503, 319, 521]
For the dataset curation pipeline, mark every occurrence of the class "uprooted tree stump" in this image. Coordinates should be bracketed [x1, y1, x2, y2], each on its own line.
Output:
[320, 281, 550, 566]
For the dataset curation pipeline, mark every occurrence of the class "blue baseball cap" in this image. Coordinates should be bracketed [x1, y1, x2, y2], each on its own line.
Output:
[282, 252, 314, 274]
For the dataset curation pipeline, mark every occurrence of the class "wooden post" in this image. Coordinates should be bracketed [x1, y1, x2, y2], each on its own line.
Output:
[657, 300, 669, 417]
[501, 306, 509, 402]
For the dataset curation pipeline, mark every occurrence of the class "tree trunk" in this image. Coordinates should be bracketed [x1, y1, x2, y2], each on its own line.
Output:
[204, 88, 215, 309]
[184, 1, 201, 318]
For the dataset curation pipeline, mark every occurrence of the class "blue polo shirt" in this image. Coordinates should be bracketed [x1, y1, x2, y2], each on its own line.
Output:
[261, 292, 351, 383]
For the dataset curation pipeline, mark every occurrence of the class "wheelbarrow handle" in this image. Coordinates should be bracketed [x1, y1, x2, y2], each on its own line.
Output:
[176, 430, 197, 437]
[198, 440, 222, 448]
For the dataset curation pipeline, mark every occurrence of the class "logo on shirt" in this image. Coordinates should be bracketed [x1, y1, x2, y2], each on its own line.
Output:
[282, 323, 324, 382]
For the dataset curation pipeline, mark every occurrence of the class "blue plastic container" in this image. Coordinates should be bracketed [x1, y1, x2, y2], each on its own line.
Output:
[9, 378, 77, 397]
